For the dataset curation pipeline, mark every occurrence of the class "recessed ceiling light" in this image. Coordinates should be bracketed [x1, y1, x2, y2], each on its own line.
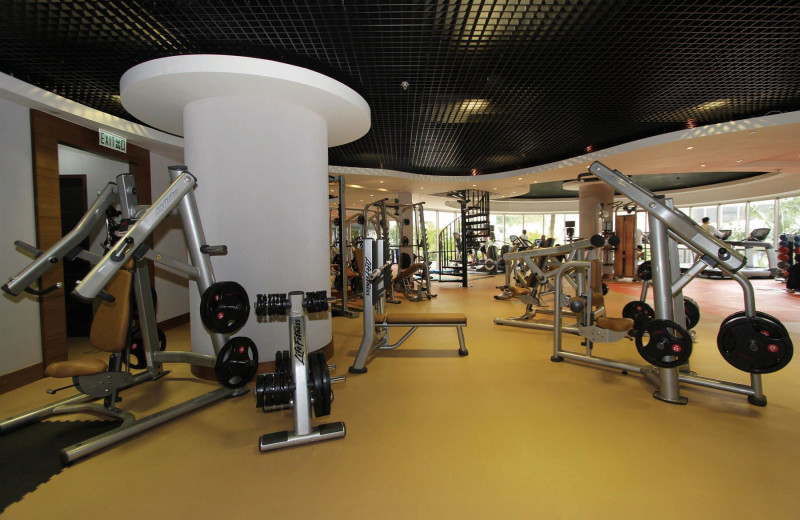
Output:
[512, 191, 516, 194]
[700, 164, 707, 167]
[747, 131, 757, 135]
[472, 184, 476, 187]
[686, 146, 694, 150]
[420, 187, 424, 189]
[379, 180, 384, 183]
[493, 187, 497, 190]
[518, 177, 522, 180]
[736, 159, 743, 163]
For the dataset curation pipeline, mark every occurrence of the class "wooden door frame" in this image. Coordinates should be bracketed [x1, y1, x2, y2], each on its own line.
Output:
[30, 110, 151, 368]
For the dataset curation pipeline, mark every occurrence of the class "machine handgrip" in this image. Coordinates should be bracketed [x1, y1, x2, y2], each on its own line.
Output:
[14, 240, 44, 258]
[24, 283, 62, 296]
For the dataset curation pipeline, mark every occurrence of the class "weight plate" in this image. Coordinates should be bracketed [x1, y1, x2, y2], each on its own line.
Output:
[683, 296, 700, 330]
[720, 310, 790, 342]
[214, 337, 259, 388]
[601, 282, 609, 295]
[318, 352, 332, 416]
[635, 319, 692, 368]
[309, 353, 325, 417]
[124, 327, 167, 369]
[622, 300, 655, 332]
[778, 246, 790, 254]
[636, 261, 652, 281]
[200, 281, 250, 334]
[717, 316, 793, 374]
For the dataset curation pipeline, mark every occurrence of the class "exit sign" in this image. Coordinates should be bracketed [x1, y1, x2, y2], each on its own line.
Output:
[99, 130, 127, 153]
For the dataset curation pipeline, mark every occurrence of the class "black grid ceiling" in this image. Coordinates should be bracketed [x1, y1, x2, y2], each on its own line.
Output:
[2, 0, 800, 177]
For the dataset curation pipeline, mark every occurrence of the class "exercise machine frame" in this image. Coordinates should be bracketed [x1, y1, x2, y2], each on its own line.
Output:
[1, 165, 247, 462]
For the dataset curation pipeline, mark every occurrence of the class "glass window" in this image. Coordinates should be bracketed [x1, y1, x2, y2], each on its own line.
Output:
[780, 196, 800, 235]
[523, 214, 545, 243]
[720, 203, 746, 241]
[504, 214, 523, 242]
[490, 213, 504, 244]
[689, 206, 718, 227]
[748, 200, 774, 240]
[424, 211, 438, 262]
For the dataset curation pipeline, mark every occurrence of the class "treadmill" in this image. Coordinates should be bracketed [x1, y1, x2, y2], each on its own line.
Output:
[702, 228, 777, 278]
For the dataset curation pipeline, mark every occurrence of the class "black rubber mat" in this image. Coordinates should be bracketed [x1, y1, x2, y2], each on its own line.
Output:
[0, 420, 117, 513]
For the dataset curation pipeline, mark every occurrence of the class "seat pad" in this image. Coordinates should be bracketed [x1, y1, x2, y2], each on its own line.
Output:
[595, 316, 634, 332]
[376, 313, 467, 325]
[45, 358, 108, 378]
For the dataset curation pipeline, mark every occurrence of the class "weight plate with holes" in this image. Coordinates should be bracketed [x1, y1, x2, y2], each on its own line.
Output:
[214, 337, 259, 388]
[316, 351, 332, 416]
[722, 310, 789, 337]
[255, 373, 272, 409]
[636, 261, 652, 281]
[622, 300, 655, 331]
[124, 327, 167, 369]
[683, 296, 700, 330]
[635, 319, 693, 368]
[309, 352, 332, 417]
[717, 315, 793, 374]
[200, 281, 250, 334]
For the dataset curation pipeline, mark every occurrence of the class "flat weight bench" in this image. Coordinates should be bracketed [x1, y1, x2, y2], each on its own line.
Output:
[350, 312, 469, 373]
[350, 237, 469, 374]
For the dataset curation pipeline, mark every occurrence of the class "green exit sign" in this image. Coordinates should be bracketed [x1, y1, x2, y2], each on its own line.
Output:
[99, 130, 127, 153]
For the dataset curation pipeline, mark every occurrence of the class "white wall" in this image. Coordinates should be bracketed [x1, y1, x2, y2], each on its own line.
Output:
[0, 98, 42, 375]
[149, 152, 190, 322]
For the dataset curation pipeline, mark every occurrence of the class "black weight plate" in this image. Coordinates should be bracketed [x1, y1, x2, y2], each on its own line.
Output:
[622, 300, 655, 330]
[214, 337, 259, 388]
[721, 311, 789, 338]
[683, 296, 700, 330]
[717, 316, 793, 374]
[124, 327, 167, 369]
[255, 373, 267, 409]
[636, 261, 652, 281]
[317, 352, 332, 416]
[635, 319, 692, 368]
[200, 281, 250, 334]
[309, 353, 325, 417]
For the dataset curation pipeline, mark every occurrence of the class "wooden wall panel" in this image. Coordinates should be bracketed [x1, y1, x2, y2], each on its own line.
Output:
[29, 110, 152, 373]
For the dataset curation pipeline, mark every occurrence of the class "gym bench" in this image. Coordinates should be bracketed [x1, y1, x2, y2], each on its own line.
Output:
[349, 238, 469, 373]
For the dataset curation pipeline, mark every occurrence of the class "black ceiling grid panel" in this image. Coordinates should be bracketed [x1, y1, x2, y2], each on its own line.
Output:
[1, 1, 799, 176]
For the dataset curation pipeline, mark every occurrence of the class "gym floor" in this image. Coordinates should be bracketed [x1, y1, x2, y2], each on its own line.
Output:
[1, 276, 799, 519]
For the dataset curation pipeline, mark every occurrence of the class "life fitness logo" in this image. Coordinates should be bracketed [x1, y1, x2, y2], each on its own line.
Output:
[364, 257, 372, 297]
[292, 319, 305, 365]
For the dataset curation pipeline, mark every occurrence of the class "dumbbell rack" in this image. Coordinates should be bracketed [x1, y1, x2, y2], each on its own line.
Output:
[255, 291, 346, 451]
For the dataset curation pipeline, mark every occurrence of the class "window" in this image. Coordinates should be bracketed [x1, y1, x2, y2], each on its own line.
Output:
[504, 214, 523, 242]
[780, 196, 800, 235]
[719, 203, 746, 241]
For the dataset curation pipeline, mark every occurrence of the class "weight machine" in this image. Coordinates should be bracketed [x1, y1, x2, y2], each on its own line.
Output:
[1, 165, 257, 463]
[544, 161, 793, 406]
[494, 236, 631, 347]
[253, 291, 346, 451]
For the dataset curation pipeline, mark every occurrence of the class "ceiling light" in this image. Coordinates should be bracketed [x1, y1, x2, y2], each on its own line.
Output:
[493, 187, 497, 190]
[518, 177, 522, 180]
[747, 131, 757, 135]
[472, 184, 476, 187]
[736, 159, 743, 163]
[686, 146, 694, 150]
[379, 180, 384, 183]
[700, 164, 707, 167]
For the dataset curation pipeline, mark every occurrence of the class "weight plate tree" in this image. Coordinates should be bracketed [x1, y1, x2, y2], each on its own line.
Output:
[200, 281, 250, 334]
[717, 314, 793, 374]
[635, 319, 693, 368]
[214, 336, 259, 388]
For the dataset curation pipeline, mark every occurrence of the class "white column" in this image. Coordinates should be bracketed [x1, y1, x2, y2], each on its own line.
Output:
[120, 55, 370, 361]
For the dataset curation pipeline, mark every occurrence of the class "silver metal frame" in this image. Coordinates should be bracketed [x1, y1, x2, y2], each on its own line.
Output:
[349, 238, 467, 373]
[1, 166, 248, 463]
[544, 161, 769, 406]
[259, 292, 346, 452]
